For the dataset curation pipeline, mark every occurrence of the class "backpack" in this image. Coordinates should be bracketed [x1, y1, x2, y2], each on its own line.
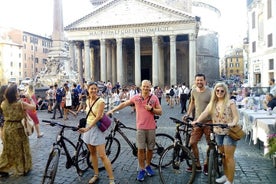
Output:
[169, 88, 175, 96]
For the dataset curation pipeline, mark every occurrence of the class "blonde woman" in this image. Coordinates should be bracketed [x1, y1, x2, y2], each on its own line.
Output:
[26, 84, 44, 138]
[193, 82, 239, 184]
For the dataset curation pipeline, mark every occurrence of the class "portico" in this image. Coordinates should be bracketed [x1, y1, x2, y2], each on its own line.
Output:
[65, 0, 199, 87]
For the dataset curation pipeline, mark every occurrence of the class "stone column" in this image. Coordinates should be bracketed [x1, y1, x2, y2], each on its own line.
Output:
[69, 41, 76, 70]
[189, 33, 196, 87]
[90, 46, 95, 81]
[76, 42, 83, 85]
[170, 35, 177, 85]
[116, 38, 123, 85]
[152, 36, 159, 86]
[158, 38, 164, 87]
[100, 39, 106, 82]
[84, 40, 91, 82]
[111, 42, 116, 84]
[134, 37, 141, 86]
[106, 40, 112, 81]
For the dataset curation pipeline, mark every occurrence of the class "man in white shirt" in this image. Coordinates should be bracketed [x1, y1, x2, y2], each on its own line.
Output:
[179, 83, 190, 114]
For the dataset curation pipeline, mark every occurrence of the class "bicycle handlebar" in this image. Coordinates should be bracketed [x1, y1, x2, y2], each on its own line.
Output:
[195, 122, 228, 129]
[42, 120, 79, 131]
[169, 117, 193, 126]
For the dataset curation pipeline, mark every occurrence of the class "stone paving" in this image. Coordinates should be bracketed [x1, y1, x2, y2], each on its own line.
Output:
[0, 100, 276, 184]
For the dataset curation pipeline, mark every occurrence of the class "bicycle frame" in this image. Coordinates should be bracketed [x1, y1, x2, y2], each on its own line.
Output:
[54, 131, 83, 171]
[107, 118, 137, 156]
[42, 120, 88, 176]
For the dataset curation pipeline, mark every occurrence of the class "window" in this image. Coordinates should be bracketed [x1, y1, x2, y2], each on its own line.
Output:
[35, 58, 39, 64]
[236, 69, 239, 73]
[10, 61, 13, 67]
[267, 0, 272, 19]
[19, 63, 21, 68]
[252, 11, 255, 29]
[229, 63, 233, 67]
[269, 59, 274, 70]
[31, 45, 33, 50]
[23, 35, 27, 42]
[252, 41, 256, 52]
[230, 69, 233, 73]
[236, 63, 240, 67]
[43, 59, 47, 64]
[268, 33, 273, 47]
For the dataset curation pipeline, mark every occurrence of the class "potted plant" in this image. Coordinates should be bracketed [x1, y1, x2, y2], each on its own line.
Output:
[267, 134, 276, 167]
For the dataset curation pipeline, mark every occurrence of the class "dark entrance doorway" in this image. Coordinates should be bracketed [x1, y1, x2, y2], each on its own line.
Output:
[141, 56, 152, 81]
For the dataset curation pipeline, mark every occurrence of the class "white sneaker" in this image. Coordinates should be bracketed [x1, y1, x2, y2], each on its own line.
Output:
[216, 175, 227, 183]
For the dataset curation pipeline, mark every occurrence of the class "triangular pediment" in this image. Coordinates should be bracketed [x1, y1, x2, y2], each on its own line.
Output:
[65, 0, 196, 30]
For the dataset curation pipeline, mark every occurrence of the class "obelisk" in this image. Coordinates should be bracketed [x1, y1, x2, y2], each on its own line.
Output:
[46, 0, 70, 82]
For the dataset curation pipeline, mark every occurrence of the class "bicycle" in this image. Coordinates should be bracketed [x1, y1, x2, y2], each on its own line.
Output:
[195, 122, 227, 184]
[158, 117, 196, 184]
[41, 120, 90, 184]
[174, 116, 194, 167]
[95, 115, 174, 170]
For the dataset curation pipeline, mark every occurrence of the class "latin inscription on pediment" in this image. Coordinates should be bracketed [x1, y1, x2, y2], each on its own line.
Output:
[89, 26, 169, 36]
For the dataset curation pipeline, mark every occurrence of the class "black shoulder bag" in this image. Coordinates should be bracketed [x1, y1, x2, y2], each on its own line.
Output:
[78, 97, 100, 128]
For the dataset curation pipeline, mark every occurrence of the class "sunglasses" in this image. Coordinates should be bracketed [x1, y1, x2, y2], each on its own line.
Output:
[216, 89, 225, 93]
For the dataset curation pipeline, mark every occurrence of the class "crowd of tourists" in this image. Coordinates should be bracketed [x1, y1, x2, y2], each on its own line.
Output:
[0, 76, 276, 184]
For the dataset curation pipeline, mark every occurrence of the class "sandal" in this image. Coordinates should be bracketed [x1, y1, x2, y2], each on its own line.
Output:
[89, 175, 99, 184]
[109, 179, 115, 184]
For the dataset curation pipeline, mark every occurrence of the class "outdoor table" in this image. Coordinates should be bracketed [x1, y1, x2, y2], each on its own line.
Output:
[252, 117, 276, 155]
[239, 108, 276, 155]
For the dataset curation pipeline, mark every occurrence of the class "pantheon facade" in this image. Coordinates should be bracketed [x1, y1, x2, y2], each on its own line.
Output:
[65, 0, 200, 87]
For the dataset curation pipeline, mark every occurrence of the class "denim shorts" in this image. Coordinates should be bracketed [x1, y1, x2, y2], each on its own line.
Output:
[216, 134, 237, 146]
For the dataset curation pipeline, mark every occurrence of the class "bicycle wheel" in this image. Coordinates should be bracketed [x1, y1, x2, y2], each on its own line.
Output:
[41, 147, 60, 184]
[75, 141, 89, 175]
[151, 133, 174, 167]
[207, 149, 218, 184]
[159, 145, 196, 184]
[93, 137, 121, 170]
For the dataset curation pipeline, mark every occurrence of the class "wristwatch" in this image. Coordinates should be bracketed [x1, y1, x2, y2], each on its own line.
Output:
[150, 107, 154, 112]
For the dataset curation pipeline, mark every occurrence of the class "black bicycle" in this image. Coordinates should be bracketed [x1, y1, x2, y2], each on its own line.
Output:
[158, 117, 196, 184]
[95, 116, 174, 170]
[41, 120, 90, 184]
[196, 123, 227, 184]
